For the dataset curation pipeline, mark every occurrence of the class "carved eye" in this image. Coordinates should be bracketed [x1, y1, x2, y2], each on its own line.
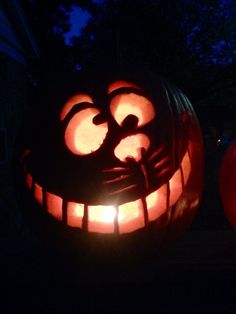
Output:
[64, 108, 108, 155]
[60, 94, 93, 121]
[110, 93, 155, 128]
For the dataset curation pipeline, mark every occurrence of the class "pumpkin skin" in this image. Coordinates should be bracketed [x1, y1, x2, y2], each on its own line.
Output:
[219, 141, 236, 228]
[16, 69, 204, 258]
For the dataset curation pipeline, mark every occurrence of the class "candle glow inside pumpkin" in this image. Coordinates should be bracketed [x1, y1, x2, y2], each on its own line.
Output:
[20, 77, 202, 236]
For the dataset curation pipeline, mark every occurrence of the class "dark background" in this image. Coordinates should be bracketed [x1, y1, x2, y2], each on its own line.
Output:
[1, 0, 236, 313]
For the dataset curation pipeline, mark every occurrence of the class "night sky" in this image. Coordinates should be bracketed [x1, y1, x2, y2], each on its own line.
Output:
[63, 5, 91, 45]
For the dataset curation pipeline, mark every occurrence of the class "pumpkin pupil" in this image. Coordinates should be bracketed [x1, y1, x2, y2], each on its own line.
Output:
[110, 93, 155, 127]
[121, 114, 139, 130]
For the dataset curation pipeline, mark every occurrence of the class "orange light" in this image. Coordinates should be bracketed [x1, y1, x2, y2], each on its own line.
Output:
[108, 81, 141, 94]
[60, 94, 93, 121]
[119, 199, 145, 233]
[64, 108, 108, 155]
[34, 183, 43, 205]
[88, 205, 116, 233]
[89, 205, 116, 222]
[169, 169, 183, 205]
[27, 148, 192, 234]
[67, 202, 83, 227]
[118, 199, 141, 222]
[46, 191, 62, 221]
[26, 173, 33, 189]
[182, 151, 191, 185]
[114, 133, 150, 162]
[146, 184, 167, 221]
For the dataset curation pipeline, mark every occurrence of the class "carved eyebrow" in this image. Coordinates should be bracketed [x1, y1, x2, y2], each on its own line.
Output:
[60, 94, 93, 121]
[108, 80, 142, 94]
[108, 87, 147, 100]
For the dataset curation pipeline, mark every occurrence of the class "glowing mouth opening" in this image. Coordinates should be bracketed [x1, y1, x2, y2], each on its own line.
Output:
[23, 151, 191, 234]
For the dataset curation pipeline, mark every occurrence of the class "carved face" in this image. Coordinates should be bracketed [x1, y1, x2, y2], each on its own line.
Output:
[19, 73, 203, 239]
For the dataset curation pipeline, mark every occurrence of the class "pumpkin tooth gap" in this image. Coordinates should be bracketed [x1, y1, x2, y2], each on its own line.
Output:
[114, 205, 119, 234]
[62, 199, 68, 225]
[141, 197, 149, 227]
[82, 204, 88, 231]
[180, 164, 185, 192]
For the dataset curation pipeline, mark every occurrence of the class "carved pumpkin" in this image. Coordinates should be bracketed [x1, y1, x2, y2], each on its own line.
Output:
[219, 141, 236, 228]
[16, 69, 204, 257]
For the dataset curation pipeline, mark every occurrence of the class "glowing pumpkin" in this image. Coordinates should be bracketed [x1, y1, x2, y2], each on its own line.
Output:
[16, 70, 204, 256]
[219, 141, 236, 228]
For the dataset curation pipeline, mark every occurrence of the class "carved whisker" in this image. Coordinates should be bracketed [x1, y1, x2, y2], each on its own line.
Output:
[103, 174, 130, 184]
[154, 155, 171, 170]
[154, 167, 171, 179]
[148, 145, 166, 162]
[107, 184, 137, 196]
[103, 167, 128, 173]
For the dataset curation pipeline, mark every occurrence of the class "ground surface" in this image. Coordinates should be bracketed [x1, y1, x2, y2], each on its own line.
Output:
[2, 202, 236, 313]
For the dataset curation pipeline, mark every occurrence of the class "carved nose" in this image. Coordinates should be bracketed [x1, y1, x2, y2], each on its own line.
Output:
[114, 133, 150, 162]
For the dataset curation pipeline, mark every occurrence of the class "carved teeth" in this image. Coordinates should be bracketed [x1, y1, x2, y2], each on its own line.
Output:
[23, 151, 191, 234]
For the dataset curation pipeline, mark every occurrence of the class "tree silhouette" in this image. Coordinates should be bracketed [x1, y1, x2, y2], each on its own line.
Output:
[23, 0, 236, 100]
[71, 1, 236, 79]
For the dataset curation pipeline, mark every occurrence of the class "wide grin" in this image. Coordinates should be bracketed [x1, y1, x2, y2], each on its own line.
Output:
[22, 148, 191, 234]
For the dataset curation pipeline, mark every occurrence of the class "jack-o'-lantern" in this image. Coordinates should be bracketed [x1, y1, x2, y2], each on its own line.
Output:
[219, 141, 236, 228]
[16, 69, 204, 259]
